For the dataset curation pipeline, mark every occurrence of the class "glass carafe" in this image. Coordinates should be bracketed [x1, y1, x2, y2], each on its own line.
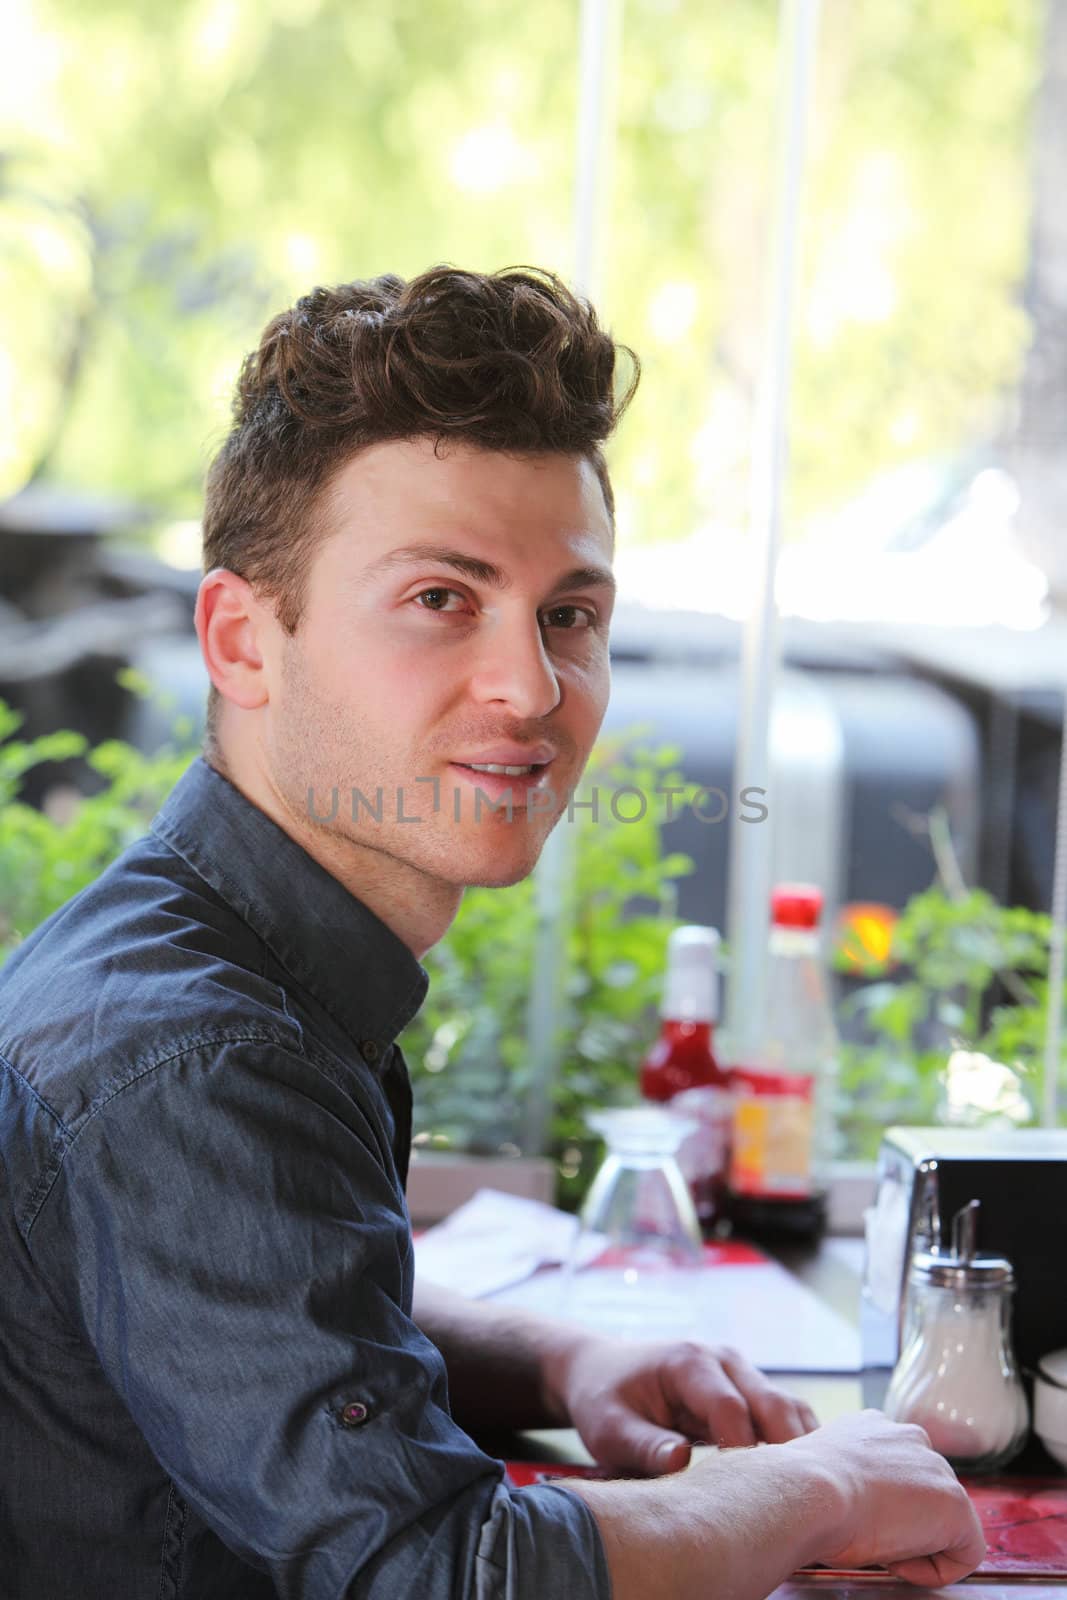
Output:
[558, 1106, 704, 1339]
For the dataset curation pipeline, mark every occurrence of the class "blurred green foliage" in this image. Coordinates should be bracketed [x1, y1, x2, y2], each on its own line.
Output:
[0, 694, 198, 961]
[2, 0, 1038, 540]
[835, 883, 1062, 1157]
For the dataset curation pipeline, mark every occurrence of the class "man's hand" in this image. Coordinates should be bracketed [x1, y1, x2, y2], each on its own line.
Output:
[546, 1333, 819, 1476]
[785, 1410, 987, 1586]
[411, 1278, 818, 1453]
[565, 1408, 986, 1600]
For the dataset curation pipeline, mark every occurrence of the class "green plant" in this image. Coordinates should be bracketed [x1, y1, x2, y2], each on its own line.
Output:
[400, 734, 699, 1205]
[835, 879, 1061, 1159]
[0, 685, 198, 964]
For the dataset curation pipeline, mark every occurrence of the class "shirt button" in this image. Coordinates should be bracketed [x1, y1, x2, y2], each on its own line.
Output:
[361, 1040, 379, 1063]
[340, 1400, 369, 1428]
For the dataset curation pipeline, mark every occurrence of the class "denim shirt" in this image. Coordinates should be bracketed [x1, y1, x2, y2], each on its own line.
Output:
[0, 756, 610, 1600]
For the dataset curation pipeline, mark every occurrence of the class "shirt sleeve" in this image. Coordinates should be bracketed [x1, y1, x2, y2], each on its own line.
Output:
[27, 1038, 611, 1600]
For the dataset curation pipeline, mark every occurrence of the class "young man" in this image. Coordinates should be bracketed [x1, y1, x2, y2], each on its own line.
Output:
[0, 267, 983, 1599]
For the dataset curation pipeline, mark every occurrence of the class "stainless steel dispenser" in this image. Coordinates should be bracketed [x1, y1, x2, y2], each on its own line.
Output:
[863, 1127, 1067, 1381]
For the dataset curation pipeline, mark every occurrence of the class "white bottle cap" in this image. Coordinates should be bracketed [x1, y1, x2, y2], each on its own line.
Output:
[661, 925, 720, 1023]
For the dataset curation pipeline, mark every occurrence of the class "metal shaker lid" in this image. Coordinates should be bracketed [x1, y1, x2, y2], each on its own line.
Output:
[911, 1250, 1014, 1289]
[909, 1198, 1014, 1290]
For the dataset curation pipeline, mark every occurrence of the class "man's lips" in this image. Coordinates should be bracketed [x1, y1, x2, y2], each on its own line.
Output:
[446, 760, 557, 805]
[451, 744, 558, 767]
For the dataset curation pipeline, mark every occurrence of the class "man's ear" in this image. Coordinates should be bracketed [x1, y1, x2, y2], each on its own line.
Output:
[195, 568, 271, 713]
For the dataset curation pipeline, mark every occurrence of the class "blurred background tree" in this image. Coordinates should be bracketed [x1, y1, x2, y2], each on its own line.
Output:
[0, 0, 1042, 555]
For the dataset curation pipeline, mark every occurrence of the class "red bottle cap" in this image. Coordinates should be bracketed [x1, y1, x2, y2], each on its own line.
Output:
[771, 884, 823, 929]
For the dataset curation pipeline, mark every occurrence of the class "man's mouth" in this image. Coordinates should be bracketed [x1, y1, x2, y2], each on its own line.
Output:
[456, 761, 542, 777]
[447, 760, 556, 805]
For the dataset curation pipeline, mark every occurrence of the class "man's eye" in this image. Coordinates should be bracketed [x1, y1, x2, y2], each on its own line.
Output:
[542, 605, 594, 630]
[412, 592, 597, 629]
[414, 588, 466, 613]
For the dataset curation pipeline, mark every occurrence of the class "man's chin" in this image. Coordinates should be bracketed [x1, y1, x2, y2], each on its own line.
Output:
[438, 831, 554, 890]
[461, 863, 538, 890]
[454, 853, 543, 891]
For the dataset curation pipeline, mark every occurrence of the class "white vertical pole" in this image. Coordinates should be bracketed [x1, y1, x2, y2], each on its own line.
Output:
[572, 0, 620, 301]
[1042, 690, 1067, 1126]
[521, 0, 622, 1157]
[724, 0, 822, 1062]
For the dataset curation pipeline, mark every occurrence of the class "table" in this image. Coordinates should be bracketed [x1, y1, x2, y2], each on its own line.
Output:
[487, 1236, 1067, 1598]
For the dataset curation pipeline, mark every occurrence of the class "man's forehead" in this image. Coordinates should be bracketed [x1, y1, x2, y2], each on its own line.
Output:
[322, 438, 614, 575]
[330, 436, 604, 505]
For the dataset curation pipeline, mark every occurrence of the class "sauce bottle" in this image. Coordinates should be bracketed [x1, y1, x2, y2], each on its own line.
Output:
[641, 925, 731, 1235]
[727, 885, 837, 1241]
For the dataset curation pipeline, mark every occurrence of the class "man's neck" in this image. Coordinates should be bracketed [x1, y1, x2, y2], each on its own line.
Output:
[203, 745, 462, 960]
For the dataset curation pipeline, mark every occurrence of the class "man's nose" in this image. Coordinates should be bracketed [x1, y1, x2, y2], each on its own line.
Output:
[466, 613, 562, 720]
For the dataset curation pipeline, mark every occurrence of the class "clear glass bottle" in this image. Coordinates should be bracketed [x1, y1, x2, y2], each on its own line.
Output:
[727, 885, 838, 1241]
[885, 1201, 1029, 1473]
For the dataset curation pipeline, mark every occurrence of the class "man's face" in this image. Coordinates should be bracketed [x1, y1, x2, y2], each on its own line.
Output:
[264, 438, 615, 889]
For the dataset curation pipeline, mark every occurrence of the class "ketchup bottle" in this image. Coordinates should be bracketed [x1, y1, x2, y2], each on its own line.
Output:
[641, 925, 731, 1235]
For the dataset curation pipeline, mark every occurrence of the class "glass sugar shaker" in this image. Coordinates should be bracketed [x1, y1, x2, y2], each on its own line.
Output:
[885, 1199, 1029, 1473]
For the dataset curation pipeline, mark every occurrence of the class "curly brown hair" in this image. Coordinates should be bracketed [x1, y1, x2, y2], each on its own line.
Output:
[200, 263, 640, 755]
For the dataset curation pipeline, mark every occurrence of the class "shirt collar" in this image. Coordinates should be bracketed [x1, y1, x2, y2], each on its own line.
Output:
[150, 756, 429, 1058]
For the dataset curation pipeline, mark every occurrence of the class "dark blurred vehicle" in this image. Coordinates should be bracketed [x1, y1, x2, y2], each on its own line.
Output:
[0, 486, 197, 808]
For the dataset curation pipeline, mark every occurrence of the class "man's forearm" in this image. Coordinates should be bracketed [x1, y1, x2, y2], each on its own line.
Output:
[563, 1443, 837, 1600]
[565, 1411, 989, 1600]
[412, 1276, 579, 1430]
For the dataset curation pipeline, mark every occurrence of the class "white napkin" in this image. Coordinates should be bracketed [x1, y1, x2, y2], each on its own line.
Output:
[413, 1188, 606, 1298]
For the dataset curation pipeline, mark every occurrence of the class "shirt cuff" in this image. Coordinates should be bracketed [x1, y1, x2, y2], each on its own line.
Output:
[475, 1480, 612, 1600]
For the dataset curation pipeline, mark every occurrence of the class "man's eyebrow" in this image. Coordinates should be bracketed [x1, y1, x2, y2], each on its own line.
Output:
[360, 543, 616, 597]
[546, 564, 617, 600]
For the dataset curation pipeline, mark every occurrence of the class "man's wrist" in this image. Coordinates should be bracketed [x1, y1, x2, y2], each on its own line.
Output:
[414, 1276, 596, 1429]
[532, 1320, 594, 1427]
[564, 1444, 838, 1600]
[778, 1433, 855, 1566]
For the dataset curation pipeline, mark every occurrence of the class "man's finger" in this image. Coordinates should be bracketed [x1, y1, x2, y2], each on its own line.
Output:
[888, 1547, 985, 1588]
[886, 1488, 986, 1586]
[797, 1400, 820, 1434]
[665, 1349, 758, 1447]
[601, 1410, 693, 1476]
[714, 1347, 812, 1443]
